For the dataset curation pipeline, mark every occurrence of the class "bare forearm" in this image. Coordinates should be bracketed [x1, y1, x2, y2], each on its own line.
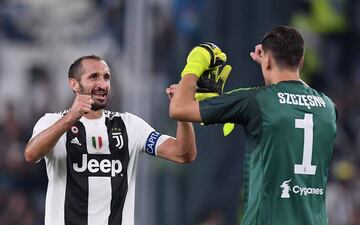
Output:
[169, 74, 202, 122]
[25, 115, 77, 163]
[156, 121, 197, 163]
[175, 121, 197, 162]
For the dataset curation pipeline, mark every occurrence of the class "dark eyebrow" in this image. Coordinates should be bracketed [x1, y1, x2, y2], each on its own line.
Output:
[89, 72, 100, 77]
[88, 72, 111, 78]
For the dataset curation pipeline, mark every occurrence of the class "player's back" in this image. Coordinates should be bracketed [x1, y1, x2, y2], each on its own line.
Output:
[241, 80, 337, 225]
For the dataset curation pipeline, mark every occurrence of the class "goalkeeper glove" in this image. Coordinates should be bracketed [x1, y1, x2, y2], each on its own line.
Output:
[195, 64, 232, 101]
[195, 64, 235, 137]
[181, 42, 227, 78]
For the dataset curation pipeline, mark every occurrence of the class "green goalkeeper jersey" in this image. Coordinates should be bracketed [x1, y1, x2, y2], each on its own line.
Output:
[199, 80, 337, 225]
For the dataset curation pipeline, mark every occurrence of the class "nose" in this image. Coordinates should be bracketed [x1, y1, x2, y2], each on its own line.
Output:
[96, 76, 109, 88]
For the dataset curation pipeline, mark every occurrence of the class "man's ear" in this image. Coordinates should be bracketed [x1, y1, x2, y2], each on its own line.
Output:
[69, 78, 80, 93]
[264, 52, 272, 70]
[299, 56, 304, 70]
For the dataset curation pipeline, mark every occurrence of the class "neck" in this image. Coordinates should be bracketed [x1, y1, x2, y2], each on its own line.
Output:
[83, 109, 103, 119]
[268, 67, 300, 85]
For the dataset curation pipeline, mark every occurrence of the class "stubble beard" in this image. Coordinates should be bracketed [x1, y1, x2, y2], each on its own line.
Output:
[79, 84, 108, 111]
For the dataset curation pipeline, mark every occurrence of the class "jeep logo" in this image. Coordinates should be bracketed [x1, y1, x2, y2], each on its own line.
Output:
[73, 154, 122, 177]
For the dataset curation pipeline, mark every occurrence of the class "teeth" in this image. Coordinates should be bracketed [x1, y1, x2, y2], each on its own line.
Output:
[93, 94, 106, 98]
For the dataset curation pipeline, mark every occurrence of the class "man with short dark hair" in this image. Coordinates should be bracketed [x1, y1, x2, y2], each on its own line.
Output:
[168, 26, 337, 225]
[25, 55, 197, 225]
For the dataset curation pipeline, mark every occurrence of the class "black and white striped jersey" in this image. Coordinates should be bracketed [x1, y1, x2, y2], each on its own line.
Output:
[31, 110, 171, 225]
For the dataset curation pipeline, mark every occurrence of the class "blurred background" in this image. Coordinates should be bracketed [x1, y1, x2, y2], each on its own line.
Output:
[0, 0, 359, 224]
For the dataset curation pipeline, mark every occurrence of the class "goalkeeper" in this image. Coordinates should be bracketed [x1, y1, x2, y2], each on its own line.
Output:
[168, 26, 337, 225]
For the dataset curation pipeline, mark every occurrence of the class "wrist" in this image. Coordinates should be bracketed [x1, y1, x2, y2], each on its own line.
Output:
[64, 110, 81, 125]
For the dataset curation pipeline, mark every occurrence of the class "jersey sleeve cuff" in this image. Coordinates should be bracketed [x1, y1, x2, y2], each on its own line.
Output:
[145, 131, 170, 156]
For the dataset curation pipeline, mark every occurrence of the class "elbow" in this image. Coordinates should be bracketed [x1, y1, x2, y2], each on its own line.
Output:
[169, 104, 185, 121]
[169, 104, 179, 120]
[24, 146, 38, 164]
[186, 151, 197, 163]
[24, 151, 33, 163]
[24, 149, 34, 163]
[177, 149, 197, 164]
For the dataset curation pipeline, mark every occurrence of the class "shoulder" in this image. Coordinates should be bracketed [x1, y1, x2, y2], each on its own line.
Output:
[104, 110, 150, 126]
[305, 87, 336, 109]
[104, 110, 123, 119]
[226, 86, 263, 96]
[224, 86, 264, 109]
[316, 91, 338, 119]
[104, 110, 143, 121]
[318, 91, 335, 106]
[36, 111, 65, 124]
[32, 111, 65, 133]
[201, 86, 263, 106]
[224, 86, 265, 106]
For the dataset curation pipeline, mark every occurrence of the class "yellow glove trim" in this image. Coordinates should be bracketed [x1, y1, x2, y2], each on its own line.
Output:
[217, 65, 232, 91]
[195, 92, 219, 101]
[181, 47, 211, 78]
[223, 123, 235, 136]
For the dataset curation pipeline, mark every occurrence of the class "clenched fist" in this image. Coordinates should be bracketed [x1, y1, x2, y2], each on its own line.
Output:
[68, 93, 94, 120]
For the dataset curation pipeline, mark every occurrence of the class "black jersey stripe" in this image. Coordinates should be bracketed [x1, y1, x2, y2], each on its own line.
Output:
[65, 121, 88, 225]
[106, 115, 130, 225]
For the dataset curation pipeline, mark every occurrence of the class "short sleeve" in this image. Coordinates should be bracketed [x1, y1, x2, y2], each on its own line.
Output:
[200, 87, 261, 125]
[122, 113, 171, 157]
[30, 113, 63, 163]
[31, 113, 63, 140]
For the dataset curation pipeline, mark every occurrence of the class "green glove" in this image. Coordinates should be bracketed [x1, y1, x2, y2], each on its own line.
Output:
[181, 42, 227, 78]
[195, 65, 232, 101]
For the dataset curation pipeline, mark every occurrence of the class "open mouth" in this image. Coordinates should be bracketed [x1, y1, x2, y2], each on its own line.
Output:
[91, 90, 108, 102]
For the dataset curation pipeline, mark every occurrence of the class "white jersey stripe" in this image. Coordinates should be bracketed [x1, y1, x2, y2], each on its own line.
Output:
[82, 115, 112, 225]
[88, 177, 112, 225]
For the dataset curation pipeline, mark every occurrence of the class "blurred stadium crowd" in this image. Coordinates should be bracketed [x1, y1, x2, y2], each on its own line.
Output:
[0, 0, 359, 225]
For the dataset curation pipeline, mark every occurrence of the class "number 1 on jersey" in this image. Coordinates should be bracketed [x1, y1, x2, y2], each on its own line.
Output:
[294, 113, 317, 175]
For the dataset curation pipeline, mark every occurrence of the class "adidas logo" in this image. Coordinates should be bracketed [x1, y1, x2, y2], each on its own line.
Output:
[71, 137, 82, 146]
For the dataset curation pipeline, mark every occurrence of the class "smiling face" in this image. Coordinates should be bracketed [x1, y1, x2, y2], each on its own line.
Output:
[71, 58, 111, 111]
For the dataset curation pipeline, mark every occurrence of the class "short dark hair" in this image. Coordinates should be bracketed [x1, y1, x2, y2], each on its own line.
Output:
[68, 55, 105, 79]
[261, 26, 304, 69]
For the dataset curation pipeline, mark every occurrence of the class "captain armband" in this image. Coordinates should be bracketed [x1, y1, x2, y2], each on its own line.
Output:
[145, 131, 171, 156]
